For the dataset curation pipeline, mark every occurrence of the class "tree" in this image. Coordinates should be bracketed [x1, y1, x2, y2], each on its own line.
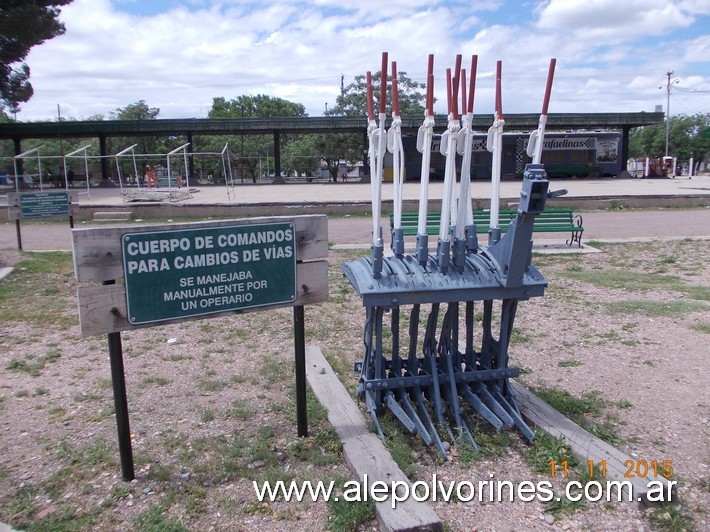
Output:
[209, 94, 306, 119]
[110, 100, 160, 121]
[0, 1, 73, 115]
[3, 64, 33, 119]
[629, 113, 710, 164]
[327, 70, 426, 117]
[206, 94, 308, 183]
[281, 135, 321, 177]
[108, 100, 164, 161]
[323, 71, 426, 180]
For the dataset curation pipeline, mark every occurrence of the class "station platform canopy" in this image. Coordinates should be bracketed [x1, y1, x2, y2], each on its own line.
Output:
[0, 113, 664, 140]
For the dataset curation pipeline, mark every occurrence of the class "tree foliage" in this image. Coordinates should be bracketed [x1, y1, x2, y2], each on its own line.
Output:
[107, 100, 165, 159]
[209, 94, 306, 119]
[328, 70, 426, 118]
[110, 100, 160, 121]
[0, 0, 73, 115]
[629, 113, 710, 163]
[319, 70, 426, 179]
[204, 94, 308, 182]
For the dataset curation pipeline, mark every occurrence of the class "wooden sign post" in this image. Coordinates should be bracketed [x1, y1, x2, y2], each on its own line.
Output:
[72, 215, 329, 480]
[8, 190, 77, 251]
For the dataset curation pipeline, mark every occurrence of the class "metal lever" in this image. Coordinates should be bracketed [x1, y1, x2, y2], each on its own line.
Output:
[547, 188, 567, 198]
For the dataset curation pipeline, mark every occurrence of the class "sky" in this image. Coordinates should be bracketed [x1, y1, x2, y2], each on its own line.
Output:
[16, 0, 710, 122]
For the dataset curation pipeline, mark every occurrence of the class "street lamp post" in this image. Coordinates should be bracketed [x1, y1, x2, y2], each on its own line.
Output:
[661, 70, 680, 158]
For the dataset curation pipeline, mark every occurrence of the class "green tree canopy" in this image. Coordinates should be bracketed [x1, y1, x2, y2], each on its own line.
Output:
[209, 94, 306, 119]
[0, 0, 73, 116]
[108, 100, 166, 166]
[204, 94, 308, 182]
[320, 70, 426, 180]
[328, 70, 426, 117]
[629, 113, 710, 163]
[110, 100, 160, 121]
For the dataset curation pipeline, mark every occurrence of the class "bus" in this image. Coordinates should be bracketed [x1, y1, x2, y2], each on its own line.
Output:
[397, 130, 623, 180]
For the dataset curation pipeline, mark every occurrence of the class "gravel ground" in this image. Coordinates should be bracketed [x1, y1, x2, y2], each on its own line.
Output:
[0, 239, 708, 531]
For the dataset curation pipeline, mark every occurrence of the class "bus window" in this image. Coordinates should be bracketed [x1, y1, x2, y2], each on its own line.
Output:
[570, 150, 595, 163]
[542, 151, 565, 164]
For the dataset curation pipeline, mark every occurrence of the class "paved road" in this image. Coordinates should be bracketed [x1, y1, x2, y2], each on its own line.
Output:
[2, 175, 709, 251]
[3, 208, 709, 252]
[14, 173, 710, 206]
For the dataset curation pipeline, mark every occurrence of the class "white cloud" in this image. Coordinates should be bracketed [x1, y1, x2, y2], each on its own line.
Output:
[683, 34, 710, 62]
[678, 0, 710, 15]
[537, 0, 694, 39]
[13, 0, 710, 121]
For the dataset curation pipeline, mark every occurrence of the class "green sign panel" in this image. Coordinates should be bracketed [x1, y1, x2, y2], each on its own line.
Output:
[122, 222, 297, 324]
[19, 191, 69, 218]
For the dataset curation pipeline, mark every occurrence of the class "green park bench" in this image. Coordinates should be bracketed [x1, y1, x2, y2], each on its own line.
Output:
[391, 208, 584, 247]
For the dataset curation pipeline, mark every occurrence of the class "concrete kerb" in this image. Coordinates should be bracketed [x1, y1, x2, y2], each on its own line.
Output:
[30, 193, 710, 223]
[331, 242, 603, 254]
[0, 266, 12, 282]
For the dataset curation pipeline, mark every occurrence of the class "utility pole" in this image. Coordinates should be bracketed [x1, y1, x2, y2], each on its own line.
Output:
[664, 70, 672, 157]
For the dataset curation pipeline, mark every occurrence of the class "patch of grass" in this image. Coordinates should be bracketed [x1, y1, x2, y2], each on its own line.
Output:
[196, 379, 227, 392]
[25, 505, 98, 530]
[48, 406, 67, 419]
[260, 355, 291, 386]
[598, 330, 620, 341]
[558, 359, 583, 368]
[690, 322, 710, 334]
[72, 391, 100, 403]
[533, 387, 604, 419]
[107, 483, 133, 503]
[289, 427, 342, 467]
[326, 497, 375, 531]
[647, 503, 695, 531]
[140, 375, 171, 387]
[285, 383, 328, 426]
[681, 285, 710, 301]
[532, 386, 622, 445]
[161, 352, 193, 362]
[5, 350, 61, 377]
[183, 485, 208, 518]
[0, 252, 76, 327]
[509, 328, 531, 345]
[606, 299, 708, 317]
[454, 440, 479, 465]
[585, 420, 623, 446]
[560, 262, 710, 301]
[1, 485, 37, 525]
[86, 404, 115, 423]
[147, 462, 172, 482]
[134, 505, 189, 532]
[558, 267, 690, 295]
[380, 420, 418, 479]
[228, 399, 254, 420]
[544, 491, 586, 517]
[525, 431, 576, 475]
[456, 429, 511, 463]
[200, 409, 215, 422]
